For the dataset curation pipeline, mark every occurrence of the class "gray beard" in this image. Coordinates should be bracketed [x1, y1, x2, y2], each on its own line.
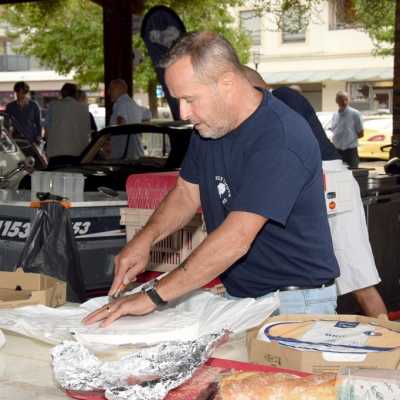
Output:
[197, 122, 232, 140]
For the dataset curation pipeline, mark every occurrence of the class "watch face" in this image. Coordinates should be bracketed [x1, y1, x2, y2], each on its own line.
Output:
[142, 281, 153, 292]
[142, 279, 158, 292]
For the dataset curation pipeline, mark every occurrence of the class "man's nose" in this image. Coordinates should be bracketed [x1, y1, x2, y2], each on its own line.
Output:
[179, 100, 191, 121]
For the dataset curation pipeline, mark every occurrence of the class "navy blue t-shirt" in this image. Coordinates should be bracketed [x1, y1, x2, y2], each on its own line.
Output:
[180, 90, 339, 298]
[272, 87, 340, 161]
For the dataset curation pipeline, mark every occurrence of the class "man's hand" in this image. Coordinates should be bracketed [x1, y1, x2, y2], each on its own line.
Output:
[108, 234, 152, 297]
[82, 292, 156, 327]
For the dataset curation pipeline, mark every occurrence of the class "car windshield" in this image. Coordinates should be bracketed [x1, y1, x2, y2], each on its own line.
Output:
[94, 115, 106, 131]
[86, 131, 171, 165]
[317, 112, 333, 129]
[363, 118, 392, 131]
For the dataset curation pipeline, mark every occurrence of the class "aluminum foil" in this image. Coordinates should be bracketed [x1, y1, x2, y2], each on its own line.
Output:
[52, 331, 227, 400]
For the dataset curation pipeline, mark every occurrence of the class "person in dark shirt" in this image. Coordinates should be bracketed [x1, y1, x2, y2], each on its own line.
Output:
[243, 66, 387, 318]
[241, 66, 339, 161]
[5, 81, 42, 144]
[83, 32, 339, 328]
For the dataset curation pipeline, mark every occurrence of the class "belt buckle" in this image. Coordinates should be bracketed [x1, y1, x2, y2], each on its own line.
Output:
[282, 285, 301, 291]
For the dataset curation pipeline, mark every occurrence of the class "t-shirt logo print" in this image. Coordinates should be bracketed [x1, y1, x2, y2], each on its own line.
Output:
[216, 176, 232, 205]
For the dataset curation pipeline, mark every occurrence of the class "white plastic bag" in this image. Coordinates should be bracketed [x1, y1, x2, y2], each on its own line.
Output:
[0, 290, 278, 351]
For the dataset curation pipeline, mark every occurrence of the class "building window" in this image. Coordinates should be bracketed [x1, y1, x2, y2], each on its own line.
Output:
[348, 82, 393, 112]
[240, 10, 261, 46]
[329, 0, 358, 30]
[282, 8, 306, 43]
[349, 82, 370, 104]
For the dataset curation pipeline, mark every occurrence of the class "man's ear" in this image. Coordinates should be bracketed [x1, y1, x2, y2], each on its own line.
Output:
[219, 71, 234, 89]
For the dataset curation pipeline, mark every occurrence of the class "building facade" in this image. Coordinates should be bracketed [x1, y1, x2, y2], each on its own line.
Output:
[238, 0, 393, 112]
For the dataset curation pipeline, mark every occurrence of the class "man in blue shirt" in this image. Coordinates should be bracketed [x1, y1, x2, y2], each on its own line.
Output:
[5, 81, 42, 144]
[332, 91, 364, 168]
[84, 32, 339, 327]
[108, 79, 146, 160]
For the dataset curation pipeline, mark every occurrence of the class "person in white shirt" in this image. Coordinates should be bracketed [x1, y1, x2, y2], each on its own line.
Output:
[45, 83, 90, 167]
[109, 79, 150, 160]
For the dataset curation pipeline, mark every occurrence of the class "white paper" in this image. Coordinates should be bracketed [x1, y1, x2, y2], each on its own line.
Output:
[300, 320, 371, 347]
[0, 290, 278, 351]
[0, 329, 5, 349]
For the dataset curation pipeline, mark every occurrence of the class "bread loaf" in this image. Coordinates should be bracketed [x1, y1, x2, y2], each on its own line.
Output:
[218, 371, 336, 400]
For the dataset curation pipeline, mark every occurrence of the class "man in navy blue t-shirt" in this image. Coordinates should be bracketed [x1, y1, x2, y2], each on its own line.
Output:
[84, 32, 339, 327]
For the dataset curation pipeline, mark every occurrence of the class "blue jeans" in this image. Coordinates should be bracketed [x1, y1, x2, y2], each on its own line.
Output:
[225, 284, 337, 315]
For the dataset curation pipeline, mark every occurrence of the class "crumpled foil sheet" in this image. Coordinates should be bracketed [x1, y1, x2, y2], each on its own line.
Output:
[52, 331, 227, 400]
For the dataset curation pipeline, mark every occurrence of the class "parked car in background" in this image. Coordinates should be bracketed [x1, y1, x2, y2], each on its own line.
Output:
[358, 115, 392, 160]
[20, 121, 193, 192]
[157, 106, 172, 120]
[316, 111, 334, 140]
[89, 104, 106, 131]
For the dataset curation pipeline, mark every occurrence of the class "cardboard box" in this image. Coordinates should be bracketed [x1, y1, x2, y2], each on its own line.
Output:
[247, 314, 400, 374]
[0, 269, 66, 309]
[120, 208, 207, 272]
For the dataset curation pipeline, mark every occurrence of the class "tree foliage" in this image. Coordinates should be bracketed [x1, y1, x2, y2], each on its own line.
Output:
[1, 0, 104, 86]
[0, 0, 250, 90]
[353, 0, 395, 55]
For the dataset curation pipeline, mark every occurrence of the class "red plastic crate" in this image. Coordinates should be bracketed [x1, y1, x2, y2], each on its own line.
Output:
[126, 172, 179, 209]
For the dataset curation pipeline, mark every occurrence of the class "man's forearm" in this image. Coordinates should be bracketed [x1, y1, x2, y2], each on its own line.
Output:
[156, 211, 267, 301]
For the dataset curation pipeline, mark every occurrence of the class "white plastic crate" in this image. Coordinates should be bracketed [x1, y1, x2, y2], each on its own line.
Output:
[120, 208, 207, 272]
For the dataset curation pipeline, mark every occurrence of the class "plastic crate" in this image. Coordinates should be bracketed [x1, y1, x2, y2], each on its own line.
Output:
[120, 208, 207, 272]
[126, 172, 179, 209]
[31, 171, 85, 201]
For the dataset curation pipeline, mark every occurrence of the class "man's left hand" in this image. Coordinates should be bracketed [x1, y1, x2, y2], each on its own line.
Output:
[82, 292, 157, 327]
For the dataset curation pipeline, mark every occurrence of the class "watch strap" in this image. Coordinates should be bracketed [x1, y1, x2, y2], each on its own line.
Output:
[145, 287, 168, 306]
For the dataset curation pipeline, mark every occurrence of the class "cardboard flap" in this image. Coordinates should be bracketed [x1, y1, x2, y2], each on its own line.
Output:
[0, 270, 66, 309]
[0, 288, 32, 302]
[0, 270, 41, 290]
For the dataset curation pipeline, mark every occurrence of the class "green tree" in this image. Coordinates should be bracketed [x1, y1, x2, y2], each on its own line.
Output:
[1, 0, 104, 86]
[0, 0, 250, 92]
[352, 0, 395, 56]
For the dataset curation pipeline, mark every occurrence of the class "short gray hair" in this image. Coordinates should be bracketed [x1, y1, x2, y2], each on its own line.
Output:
[336, 90, 349, 101]
[160, 31, 243, 82]
[110, 79, 128, 92]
